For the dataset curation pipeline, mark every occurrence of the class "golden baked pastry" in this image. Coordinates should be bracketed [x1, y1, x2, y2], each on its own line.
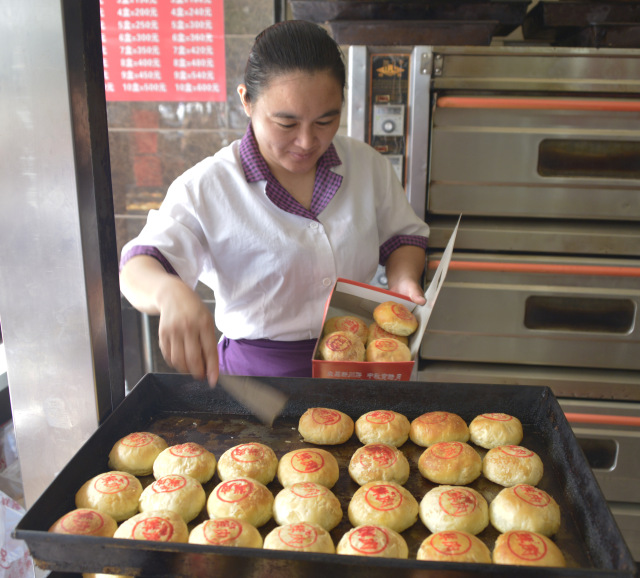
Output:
[318, 331, 365, 361]
[75, 471, 143, 522]
[139, 473, 206, 523]
[217, 442, 278, 485]
[483, 445, 544, 487]
[152, 442, 217, 484]
[372, 301, 418, 337]
[417, 530, 492, 563]
[337, 525, 408, 558]
[206, 477, 274, 528]
[493, 530, 566, 567]
[418, 442, 482, 485]
[366, 322, 409, 347]
[113, 509, 189, 543]
[410, 411, 470, 447]
[419, 485, 489, 535]
[277, 448, 340, 489]
[323, 315, 368, 344]
[348, 480, 419, 533]
[365, 338, 412, 362]
[273, 482, 343, 531]
[49, 508, 117, 537]
[108, 432, 168, 476]
[348, 443, 410, 486]
[188, 518, 263, 548]
[355, 410, 411, 447]
[469, 413, 524, 449]
[298, 407, 354, 445]
[490, 484, 561, 536]
[263, 522, 335, 554]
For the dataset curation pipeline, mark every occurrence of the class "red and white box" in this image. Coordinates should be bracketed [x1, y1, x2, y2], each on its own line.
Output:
[312, 218, 460, 381]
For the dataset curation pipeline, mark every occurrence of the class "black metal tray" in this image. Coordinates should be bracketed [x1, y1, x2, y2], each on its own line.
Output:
[15, 374, 637, 577]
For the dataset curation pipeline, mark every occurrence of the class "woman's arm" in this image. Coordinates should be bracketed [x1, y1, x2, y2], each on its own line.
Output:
[385, 245, 427, 305]
[120, 255, 219, 386]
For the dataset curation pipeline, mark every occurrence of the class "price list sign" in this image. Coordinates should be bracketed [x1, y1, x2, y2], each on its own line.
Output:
[100, 0, 226, 101]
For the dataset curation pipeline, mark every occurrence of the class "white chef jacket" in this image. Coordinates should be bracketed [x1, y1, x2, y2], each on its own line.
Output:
[121, 132, 430, 341]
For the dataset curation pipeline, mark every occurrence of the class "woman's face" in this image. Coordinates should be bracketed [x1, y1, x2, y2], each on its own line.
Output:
[239, 70, 343, 179]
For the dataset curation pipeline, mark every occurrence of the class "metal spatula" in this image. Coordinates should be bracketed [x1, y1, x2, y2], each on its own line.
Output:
[217, 374, 289, 426]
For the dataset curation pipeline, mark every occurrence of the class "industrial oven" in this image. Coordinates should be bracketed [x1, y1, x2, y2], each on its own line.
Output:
[348, 45, 640, 559]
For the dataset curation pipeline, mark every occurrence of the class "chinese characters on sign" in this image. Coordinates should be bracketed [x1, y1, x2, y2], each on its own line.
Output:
[100, 0, 226, 101]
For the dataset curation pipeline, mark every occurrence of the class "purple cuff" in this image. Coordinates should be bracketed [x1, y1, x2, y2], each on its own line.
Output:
[119, 245, 179, 276]
[379, 235, 429, 266]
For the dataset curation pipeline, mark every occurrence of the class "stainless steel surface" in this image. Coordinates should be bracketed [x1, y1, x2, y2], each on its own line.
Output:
[0, 0, 120, 507]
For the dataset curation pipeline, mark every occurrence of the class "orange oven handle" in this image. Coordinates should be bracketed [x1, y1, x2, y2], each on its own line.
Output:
[564, 412, 640, 427]
[437, 96, 640, 113]
[427, 260, 640, 277]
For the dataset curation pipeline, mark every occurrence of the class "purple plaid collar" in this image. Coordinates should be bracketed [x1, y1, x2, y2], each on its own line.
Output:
[239, 123, 342, 219]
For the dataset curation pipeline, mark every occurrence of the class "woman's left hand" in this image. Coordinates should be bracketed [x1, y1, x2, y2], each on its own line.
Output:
[385, 245, 427, 305]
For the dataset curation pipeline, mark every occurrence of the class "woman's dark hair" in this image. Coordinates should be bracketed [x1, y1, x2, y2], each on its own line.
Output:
[243, 20, 346, 103]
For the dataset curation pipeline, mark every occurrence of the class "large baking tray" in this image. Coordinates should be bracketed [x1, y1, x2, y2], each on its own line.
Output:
[15, 374, 637, 577]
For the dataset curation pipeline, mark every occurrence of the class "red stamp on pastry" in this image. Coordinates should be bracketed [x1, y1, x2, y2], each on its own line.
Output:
[430, 531, 472, 555]
[365, 484, 403, 511]
[152, 474, 187, 493]
[325, 333, 352, 352]
[216, 479, 254, 502]
[501, 445, 534, 458]
[291, 482, 327, 499]
[94, 473, 130, 494]
[131, 516, 174, 541]
[312, 408, 341, 425]
[169, 442, 204, 458]
[340, 318, 361, 333]
[121, 432, 155, 447]
[439, 488, 477, 517]
[481, 413, 513, 421]
[359, 444, 397, 469]
[291, 450, 324, 473]
[506, 531, 548, 561]
[391, 303, 413, 320]
[514, 485, 551, 507]
[430, 441, 464, 459]
[231, 443, 265, 463]
[278, 523, 318, 548]
[349, 525, 389, 554]
[366, 410, 395, 424]
[203, 518, 243, 544]
[417, 411, 448, 425]
[374, 339, 399, 352]
[60, 510, 106, 535]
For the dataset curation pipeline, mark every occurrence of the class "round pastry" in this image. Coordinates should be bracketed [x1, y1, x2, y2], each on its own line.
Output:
[418, 442, 482, 485]
[337, 525, 408, 558]
[217, 442, 278, 485]
[263, 522, 335, 554]
[410, 411, 470, 447]
[355, 410, 411, 447]
[469, 413, 524, 449]
[206, 477, 274, 528]
[323, 315, 368, 344]
[152, 442, 217, 484]
[483, 445, 544, 487]
[366, 322, 409, 347]
[113, 509, 189, 543]
[490, 484, 561, 536]
[417, 530, 492, 563]
[318, 331, 365, 361]
[273, 482, 343, 531]
[348, 480, 419, 533]
[277, 448, 340, 489]
[419, 485, 489, 535]
[107, 432, 168, 476]
[75, 471, 143, 522]
[298, 408, 354, 445]
[348, 443, 410, 486]
[188, 518, 263, 548]
[493, 530, 566, 567]
[49, 508, 117, 537]
[366, 338, 412, 362]
[139, 473, 206, 523]
[372, 301, 418, 337]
